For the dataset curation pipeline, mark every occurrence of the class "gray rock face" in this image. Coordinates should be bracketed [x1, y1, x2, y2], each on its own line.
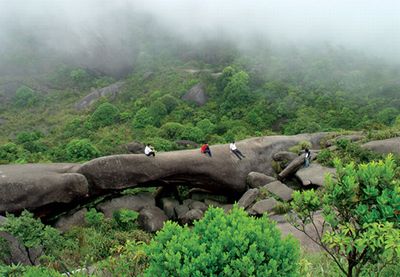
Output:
[161, 197, 179, 219]
[295, 164, 336, 186]
[181, 83, 208, 106]
[75, 81, 125, 110]
[272, 151, 298, 163]
[54, 208, 88, 232]
[270, 213, 324, 252]
[175, 204, 190, 219]
[79, 134, 328, 194]
[97, 193, 155, 218]
[204, 199, 224, 208]
[0, 164, 88, 214]
[0, 133, 330, 215]
[362, 137, 400, 155]
[124, 141, 145, 154]
[238, 188, 259, 209]
[263, 181, 294, 201]
[190, 189, 228, 203]
[278, 156, 306, 179]
[189, 200, 208, 212]
[251, 198, 278, 215]
[138, 206, 168, 232]
[247, 172, 276, 188]
[179, 209, 203, 225]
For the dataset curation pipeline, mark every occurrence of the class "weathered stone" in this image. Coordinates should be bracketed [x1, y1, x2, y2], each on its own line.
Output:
[362, 137, 400, 155]
[179, 209, 203, 225]
[270, 213, 324, 252]
[97, 193, 155, 218]
[190, 189, 228, 203]
[295, 164, 336, 186]
[54, 208, 88, 232]
[247, 172, 277, 188]
[183, 199, 194, 206]
[222, 204, 233, 213]
[204, 199, 224, 208]
[278, 156, 305, 179]
[175, 205, 190, 219]
[325, 133, 365, 147]
[124, 141, 145, 154]
[272, 151, 298, 162]
[138, 206, 168, 232]
[181, 83, 208, 106]
[189, 200, 208, 212]
[75, 81, 125, 110]
[0, 164, 88, 215]
[251, 198, 278, 215]
[161, 197, 179, 219]
[263, 181, 294, 201]
[238, 188, 259, 209]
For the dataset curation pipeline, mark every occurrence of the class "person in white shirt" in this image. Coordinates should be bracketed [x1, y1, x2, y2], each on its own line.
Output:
[230, 141, 245, 160]
[144, 144, 155, 157]
[304, 148, 311, 167]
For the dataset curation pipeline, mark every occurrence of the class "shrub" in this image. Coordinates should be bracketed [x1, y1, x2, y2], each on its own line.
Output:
[14, 86, 37, 107]
[144, 205, 300, 276]
[290, 155, 400, 276]
[91, 102, 120, 128]
[132, 108, 154, 129]
[85, 208, 105, 228]
[65, 139, 99, 162]
[113, 209, 139, 231]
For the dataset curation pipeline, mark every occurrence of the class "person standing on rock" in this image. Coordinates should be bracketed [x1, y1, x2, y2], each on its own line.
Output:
[230, 141, 245, 160]
[145, 144, 156, 157]
[304, 148, 311, 167]
[200, 143, 212, 157]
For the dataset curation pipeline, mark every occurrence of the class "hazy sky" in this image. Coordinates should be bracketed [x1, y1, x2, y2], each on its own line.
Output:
[0, 0, 399, 62]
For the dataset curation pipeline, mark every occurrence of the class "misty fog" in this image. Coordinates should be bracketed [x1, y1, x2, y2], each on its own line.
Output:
[0, 0, 399, 76]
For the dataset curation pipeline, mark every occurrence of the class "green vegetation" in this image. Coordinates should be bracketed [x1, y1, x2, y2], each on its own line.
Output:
[290, 155, 400, 276]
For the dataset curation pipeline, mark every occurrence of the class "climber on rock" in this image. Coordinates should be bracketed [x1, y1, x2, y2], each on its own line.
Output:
[200, 142, 212, 157]
[230, 141, 245, 160]
[145, 144, 156, 157]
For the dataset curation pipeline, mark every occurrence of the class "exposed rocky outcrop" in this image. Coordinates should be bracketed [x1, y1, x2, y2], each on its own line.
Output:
[295, 164, 336, 187]
[75, 81, 125, 110]
[247, 172, 277, 188]
[0, 164, 87, 215]
[54, 208, 87, 232]
[263, 181, 293, 201]
[0, 133, 330, 216]
[325, 133, 365, 147]
[181, 83, 208, 106]
[251, 198, 278, 215]
[238, 188, 259, 209]
[123, 141, 145, 154]
[179, 209, 203, 225]
[161, 197, 179, 219]
[362, 137, 400, 155]
[96, 193, 155, 218]
[138, 206, 168, 232]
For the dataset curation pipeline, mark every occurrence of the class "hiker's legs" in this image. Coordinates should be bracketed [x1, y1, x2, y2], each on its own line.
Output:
[206, 149, 212, 157]
[146, 152, 155, 157]
[236, 149, 245, 158]
[304, 158, 309, 167]
[232, 150, 242, 160]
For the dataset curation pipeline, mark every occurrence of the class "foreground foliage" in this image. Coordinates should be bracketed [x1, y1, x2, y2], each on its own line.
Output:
[144, 205, 300, 277]
[290, 155, 400, 276]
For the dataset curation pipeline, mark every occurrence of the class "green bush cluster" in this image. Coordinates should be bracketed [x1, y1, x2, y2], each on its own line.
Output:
[145, 205, 300, 276]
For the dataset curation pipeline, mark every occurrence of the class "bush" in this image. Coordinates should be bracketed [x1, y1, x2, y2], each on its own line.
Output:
[113, 209, 139, 231]
[290, 155, 400, 276]
[14, 86, 37, 107]
[65, 139, 99, 162]
[91, 102, 120, 128]
[85, 208, 105, 228]
[144, 205, 300, 276]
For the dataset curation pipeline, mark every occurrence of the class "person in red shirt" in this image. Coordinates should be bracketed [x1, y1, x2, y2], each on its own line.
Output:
[200, 143, 212, 157]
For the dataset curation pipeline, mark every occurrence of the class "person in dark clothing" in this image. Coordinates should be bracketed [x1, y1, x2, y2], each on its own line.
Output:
[304, 148, 311, 167]
[200, 143, 212, 157]
[230, 141, 245, 160]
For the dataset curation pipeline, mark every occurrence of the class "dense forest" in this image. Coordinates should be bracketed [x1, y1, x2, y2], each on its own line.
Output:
[0, 2, 399, 276]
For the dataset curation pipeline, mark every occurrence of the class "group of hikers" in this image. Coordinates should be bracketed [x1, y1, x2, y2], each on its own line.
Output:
[144, 141, 246, 160]
[144, 141, 311, 166]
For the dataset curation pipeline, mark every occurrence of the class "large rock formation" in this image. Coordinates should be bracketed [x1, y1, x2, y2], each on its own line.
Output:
[0, 133, 329, 215]
[75, 81, 125, 110]
[0, 164, 88, 214]
[295, 164, 336, 187]
[181, 83, 208, 106]
[362, 137, 400, 155]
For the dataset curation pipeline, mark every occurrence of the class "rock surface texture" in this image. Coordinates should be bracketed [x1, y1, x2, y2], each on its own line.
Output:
[295, 164, 336, 187]
[75, 81, 125, 110]
[181, 83, 208, 106]
[0, 133, 330, 215]
[362, 137, 400, 155]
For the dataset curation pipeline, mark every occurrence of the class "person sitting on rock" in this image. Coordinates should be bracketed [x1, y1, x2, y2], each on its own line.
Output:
[230, 141, 245, 160]
[304, 148, 311, 167]
[144, 144, 156, 157]
[200, 143, 212, 157]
